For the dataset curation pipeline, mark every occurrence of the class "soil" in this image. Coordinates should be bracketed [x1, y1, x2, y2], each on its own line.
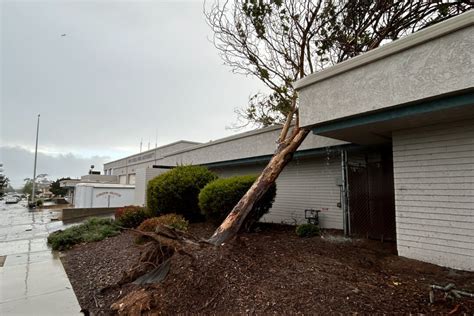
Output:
[61, 223, 474, 315]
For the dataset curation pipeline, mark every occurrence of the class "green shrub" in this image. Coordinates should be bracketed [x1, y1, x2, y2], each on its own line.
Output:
[47, 217, 120, 250]
[36, 199, 43, 207]
[295, 223, 320, 237]
[115, 205, 150, 228]
[198, 175, 276, 228]
[138, 214, 189, 232]
[147, 165, 217, 221]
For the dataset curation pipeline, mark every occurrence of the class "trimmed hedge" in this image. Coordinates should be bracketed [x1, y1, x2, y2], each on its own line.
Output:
[147, 165, 217, 221]
[115, 205, 150, 228]
[198, 175, 276, 227]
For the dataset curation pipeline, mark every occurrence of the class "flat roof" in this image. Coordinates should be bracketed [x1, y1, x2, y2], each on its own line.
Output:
[104, 140, 201, 165]
[104, 125, 283, 166]
[76, 183, 135, 188]
[160, 125, 283, 158]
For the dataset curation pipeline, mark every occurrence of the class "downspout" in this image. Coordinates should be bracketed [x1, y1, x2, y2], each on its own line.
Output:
[341, 150, 350, 236]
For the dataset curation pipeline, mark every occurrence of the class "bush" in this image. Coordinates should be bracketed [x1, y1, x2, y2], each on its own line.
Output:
[47, 217, 120, 250]
[147, 165, 217, 221]
[138, 214, 189, 232]
[198, 175, 276, 227]
[295, 223, 320, 237]
[115, 205, 150, 228]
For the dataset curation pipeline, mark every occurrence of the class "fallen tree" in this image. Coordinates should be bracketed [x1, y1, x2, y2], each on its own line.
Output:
[127, 0, 472, 283]
[208, 105, 309, 245]
[112, 1, 472, 313]
[204, 0, 471, 245]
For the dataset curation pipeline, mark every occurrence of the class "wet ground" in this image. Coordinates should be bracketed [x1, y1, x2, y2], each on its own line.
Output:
[63, 223, 474, 314]
[0, 200, 81, 315]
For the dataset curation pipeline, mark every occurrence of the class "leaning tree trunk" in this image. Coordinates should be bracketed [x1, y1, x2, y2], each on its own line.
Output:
[208, 125, 310, 245]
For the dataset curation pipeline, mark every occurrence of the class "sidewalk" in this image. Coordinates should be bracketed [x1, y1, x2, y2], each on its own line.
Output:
[0, 201, 81, 315]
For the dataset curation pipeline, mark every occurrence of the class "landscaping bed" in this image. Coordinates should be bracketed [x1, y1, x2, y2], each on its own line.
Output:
[61, 223, 474, 314]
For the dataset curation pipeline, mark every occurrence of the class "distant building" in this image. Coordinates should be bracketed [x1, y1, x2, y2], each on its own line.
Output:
[60, 174, 119, 204]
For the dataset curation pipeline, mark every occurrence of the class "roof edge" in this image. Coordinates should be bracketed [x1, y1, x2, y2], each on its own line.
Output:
[104, 140, 201, 166]
[160, 124, 283, 158]
[294, 10, 474, 90]
[104, 125, 284, 167]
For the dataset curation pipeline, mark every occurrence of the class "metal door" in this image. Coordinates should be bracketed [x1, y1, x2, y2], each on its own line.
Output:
[347, 149, 396, 241]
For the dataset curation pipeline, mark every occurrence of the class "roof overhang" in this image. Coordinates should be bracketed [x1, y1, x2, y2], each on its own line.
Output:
[311, 91, 474, 145]
[294, 11, 474, 144]
[202, 144, 358, 168]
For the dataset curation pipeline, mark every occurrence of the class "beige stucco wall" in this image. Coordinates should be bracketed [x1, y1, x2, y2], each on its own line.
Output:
[298, 24, 474, 128]
[158, 127, 345, 167]
[104, 141, 199, 176]
[105, 126, 346, 176]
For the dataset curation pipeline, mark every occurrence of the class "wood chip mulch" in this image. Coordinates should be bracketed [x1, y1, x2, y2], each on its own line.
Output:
[61, 223, 474, 315]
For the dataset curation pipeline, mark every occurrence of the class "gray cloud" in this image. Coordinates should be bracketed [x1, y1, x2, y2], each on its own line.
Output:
[0, 146, 110, 188]
[1, 1, 266, 184]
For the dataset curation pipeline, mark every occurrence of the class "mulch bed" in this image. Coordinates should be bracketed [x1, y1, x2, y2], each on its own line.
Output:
[61, 223, 474, 315]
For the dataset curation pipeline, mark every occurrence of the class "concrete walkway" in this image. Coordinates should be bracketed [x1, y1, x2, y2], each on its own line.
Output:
[0, 201, 81, 315]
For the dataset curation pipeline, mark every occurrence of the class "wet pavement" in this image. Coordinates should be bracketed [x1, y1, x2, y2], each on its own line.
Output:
[0, 200, 81, 315]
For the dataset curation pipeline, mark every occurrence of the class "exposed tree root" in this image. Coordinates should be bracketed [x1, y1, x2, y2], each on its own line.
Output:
[111, 225, 213, 314]
[110, 288, 155, 315]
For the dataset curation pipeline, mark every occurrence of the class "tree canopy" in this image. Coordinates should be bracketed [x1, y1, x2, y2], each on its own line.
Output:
[206, 0, 472, 127]
[50, 177, 71, 197]
[22, 179, 35, 196]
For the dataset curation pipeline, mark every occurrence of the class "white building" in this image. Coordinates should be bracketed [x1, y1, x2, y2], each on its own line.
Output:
[104, 12, 473, 271]
[295, 11, 473, 271]
[74, 183, 135, 209]
[104, 127, 348, 229]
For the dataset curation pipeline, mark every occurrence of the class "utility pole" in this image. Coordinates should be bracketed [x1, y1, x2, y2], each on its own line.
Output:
[31, 114, 40, 204]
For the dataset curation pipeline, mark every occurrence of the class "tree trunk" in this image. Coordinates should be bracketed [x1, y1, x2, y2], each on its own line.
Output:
[207, 127, 310, 245]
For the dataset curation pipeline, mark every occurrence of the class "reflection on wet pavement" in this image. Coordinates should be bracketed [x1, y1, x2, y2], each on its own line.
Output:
[0, 201, 81, 315]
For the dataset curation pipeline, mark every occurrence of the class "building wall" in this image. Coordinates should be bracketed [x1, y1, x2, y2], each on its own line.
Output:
[211, 155, 343, 229]
[392, 118, 474, 271]
[298, 20, 473, 128]
[158, 127, 345, 167]
[104, 140, 200, 177]
[105, 126, 346, 178]
[134, 167, 170, 206]
[74, 185, 135, 208]
[91, 187, 135, 208]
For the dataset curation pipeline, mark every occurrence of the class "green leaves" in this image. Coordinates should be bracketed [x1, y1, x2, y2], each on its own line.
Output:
[147, 166, 217, 221]
[259, 68, 270, 80]
[47, 218, 120, 251]
[199, 175, 276, 227]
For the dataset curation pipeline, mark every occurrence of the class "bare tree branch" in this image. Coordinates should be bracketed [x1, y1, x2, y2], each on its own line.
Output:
[205, 0, 472, 127]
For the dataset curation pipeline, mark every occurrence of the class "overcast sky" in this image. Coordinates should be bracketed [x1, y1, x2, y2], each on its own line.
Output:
[0, 0, 265, 188]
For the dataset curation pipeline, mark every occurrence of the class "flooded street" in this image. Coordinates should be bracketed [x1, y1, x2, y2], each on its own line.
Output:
[0, 200, 81, 315]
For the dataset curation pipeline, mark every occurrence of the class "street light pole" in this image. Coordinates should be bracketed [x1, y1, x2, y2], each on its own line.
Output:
[31, 114, 40, 204]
